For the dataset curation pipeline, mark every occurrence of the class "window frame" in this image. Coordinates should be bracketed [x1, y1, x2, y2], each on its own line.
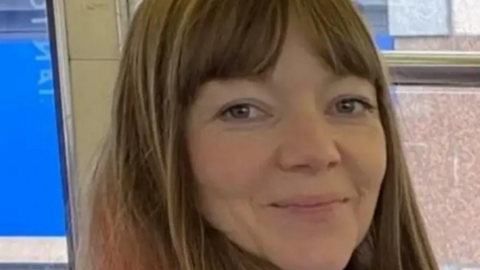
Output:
[46, 0, 77, 269]
[386, 52, 480, 87]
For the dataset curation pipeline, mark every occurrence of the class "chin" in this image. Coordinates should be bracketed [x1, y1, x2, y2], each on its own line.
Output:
[262, 232, 357, 270]
[269, 251, 352, 270]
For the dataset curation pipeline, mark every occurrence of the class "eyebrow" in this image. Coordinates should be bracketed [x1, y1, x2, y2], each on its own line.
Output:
[213, 69, 375, 96]
[332, 77, 377, 96]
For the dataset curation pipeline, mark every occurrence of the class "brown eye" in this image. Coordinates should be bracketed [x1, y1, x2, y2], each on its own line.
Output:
[224, 104, 252, 119]
[334, 98, 373, 115]
[220, 103, 269, 122]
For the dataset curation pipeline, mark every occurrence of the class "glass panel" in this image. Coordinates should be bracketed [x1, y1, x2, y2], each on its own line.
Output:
[356, 0, 480, 52]
[394, 85, 480, 269]
[0, 0, 69, 269]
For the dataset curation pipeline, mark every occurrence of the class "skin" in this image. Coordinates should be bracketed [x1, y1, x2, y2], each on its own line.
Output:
[187, 23, 387, 270]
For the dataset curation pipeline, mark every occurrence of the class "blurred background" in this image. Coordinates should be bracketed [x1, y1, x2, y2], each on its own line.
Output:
[0, 0, 479, 269]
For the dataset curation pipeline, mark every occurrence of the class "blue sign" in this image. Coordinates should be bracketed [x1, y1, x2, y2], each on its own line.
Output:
[375, 34, 394, 51]
[0, 37, 66, 236]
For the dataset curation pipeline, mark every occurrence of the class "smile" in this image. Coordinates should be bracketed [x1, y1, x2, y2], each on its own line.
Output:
[270, 195, 349, 221]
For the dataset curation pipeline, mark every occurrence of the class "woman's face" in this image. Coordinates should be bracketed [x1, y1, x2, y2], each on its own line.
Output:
[187, 24, 387, 270]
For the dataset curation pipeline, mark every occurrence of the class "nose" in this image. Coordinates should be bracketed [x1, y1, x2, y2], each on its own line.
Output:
[274, 115, 341, 175]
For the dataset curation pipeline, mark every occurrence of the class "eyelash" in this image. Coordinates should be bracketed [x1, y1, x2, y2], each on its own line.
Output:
[219, 103, 268, 122]
[334, 97, 376, 115]
[217, 97, 376, 122]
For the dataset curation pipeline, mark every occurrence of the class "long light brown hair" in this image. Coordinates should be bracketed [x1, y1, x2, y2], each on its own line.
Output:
[78, 1, 439, 270]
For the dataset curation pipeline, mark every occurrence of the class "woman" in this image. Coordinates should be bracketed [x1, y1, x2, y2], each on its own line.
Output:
[79, 0, 439, 270]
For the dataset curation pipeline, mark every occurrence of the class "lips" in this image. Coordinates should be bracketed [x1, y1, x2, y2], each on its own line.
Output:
[269, 195, 348, 222]
[271, 195, 348, 209]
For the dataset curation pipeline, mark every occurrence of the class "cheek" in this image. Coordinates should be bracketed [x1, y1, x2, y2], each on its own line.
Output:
[360, 127, 386, 196]
[340, 124, 386, 241]
[342, 122, 386, 189]
[188, 131, 276, 251]
[189, 132, 272, 198]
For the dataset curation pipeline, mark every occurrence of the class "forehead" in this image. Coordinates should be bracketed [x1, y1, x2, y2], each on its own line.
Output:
[265, 23, 374, 95]
[271, 22, 333, 82]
